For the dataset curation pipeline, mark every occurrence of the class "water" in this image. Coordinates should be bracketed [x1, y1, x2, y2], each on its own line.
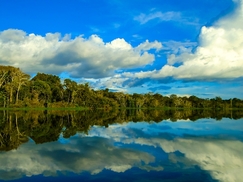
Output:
[0, 110, 242, 182]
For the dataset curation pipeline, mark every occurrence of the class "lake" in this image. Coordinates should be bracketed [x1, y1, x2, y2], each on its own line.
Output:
[0, 109, 242, 182]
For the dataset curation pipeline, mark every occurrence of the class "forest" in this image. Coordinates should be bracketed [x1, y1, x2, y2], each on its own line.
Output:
[0, 65, 243, 109]
[0, 109, 242, 151]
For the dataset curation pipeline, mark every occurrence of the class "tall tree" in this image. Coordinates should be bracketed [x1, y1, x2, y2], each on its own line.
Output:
[32, 73, 63, 102]
[0, 66, 10, 89]
[14, 69, 30, 104]
[31, 80, 52, 105]
[63, 79, 78, 104]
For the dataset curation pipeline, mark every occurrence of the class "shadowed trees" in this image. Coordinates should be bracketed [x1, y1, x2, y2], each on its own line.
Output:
[0, 108, 243, 151]
[31, 73, 63, 102]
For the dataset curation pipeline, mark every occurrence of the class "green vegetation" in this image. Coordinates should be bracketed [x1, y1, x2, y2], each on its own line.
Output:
[0, 109, 242, 151]
[0, 65, 243, 109]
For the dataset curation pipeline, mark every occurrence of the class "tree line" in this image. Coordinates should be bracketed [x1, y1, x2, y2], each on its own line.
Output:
[1, 109, 242, 151]
[0, 65, 243, 109]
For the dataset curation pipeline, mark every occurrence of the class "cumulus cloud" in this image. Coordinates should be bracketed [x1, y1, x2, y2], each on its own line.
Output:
[161, 40, 197, 55]
[88, 75, 129, 92]
[135, 39, 163, 52]
[135, 137, 243, 182]
[164, 138, 243, 182]
[89, 119, 243, 182]
[0, 136, 161, 180]
[0, 29, 162, 78]
[129, 0, 243, 81]
[1, 118, 242, 181]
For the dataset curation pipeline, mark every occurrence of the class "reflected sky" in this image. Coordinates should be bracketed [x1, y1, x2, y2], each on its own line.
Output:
[0, 118, 242, 182]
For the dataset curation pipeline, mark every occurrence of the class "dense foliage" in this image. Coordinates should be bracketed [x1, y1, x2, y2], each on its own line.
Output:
[0, 65, 243, 109]
[0, 109, 242, 151]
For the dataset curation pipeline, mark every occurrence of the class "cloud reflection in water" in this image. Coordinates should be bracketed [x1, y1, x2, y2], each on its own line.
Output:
[0, 118, 242, 182]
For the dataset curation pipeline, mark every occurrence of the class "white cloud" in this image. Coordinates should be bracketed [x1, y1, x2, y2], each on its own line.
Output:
[135, 39, 162, 52]
[1, 118, 242, 181]
[0, 29, 161, 78]
[134, 11, 181, 24]
[161, 40, 197, 55]
[0, 136, 160, 180]
[137, 137, 243, 182]
[87, 75, 129, 92]
[89, 120, 243, 182]
[129, 0, 243, 81]
[105, 38, 133, 50]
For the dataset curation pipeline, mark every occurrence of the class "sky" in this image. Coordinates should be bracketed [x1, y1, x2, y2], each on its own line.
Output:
[0, 0, 243, 99]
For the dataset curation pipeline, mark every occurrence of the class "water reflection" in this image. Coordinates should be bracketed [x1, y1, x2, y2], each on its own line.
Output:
[0, 110, 242, 181]
[0, 137, 162, 180]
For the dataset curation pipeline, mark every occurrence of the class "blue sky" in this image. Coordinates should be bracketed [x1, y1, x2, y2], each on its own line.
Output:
[0, 0, 242, 99]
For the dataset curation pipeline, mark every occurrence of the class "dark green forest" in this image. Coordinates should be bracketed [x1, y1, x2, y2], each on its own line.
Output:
[0, 65, 243, 109]
[0, 109, 242, 151]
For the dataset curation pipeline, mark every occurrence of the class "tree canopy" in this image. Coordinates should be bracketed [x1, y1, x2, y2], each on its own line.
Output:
[0, 65, 242, 109]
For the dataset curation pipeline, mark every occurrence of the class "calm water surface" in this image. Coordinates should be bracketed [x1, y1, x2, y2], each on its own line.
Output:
[0, 110, 242, 182]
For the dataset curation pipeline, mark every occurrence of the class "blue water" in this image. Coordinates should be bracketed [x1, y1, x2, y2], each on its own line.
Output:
[0, 118, 242, 182]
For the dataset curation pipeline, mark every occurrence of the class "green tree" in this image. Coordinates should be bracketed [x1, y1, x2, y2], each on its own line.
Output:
[32, 73, 63, 102]
[63, 78, 78, 104]
[31, 80, 52, 105]
[14, 69, 30, 104]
